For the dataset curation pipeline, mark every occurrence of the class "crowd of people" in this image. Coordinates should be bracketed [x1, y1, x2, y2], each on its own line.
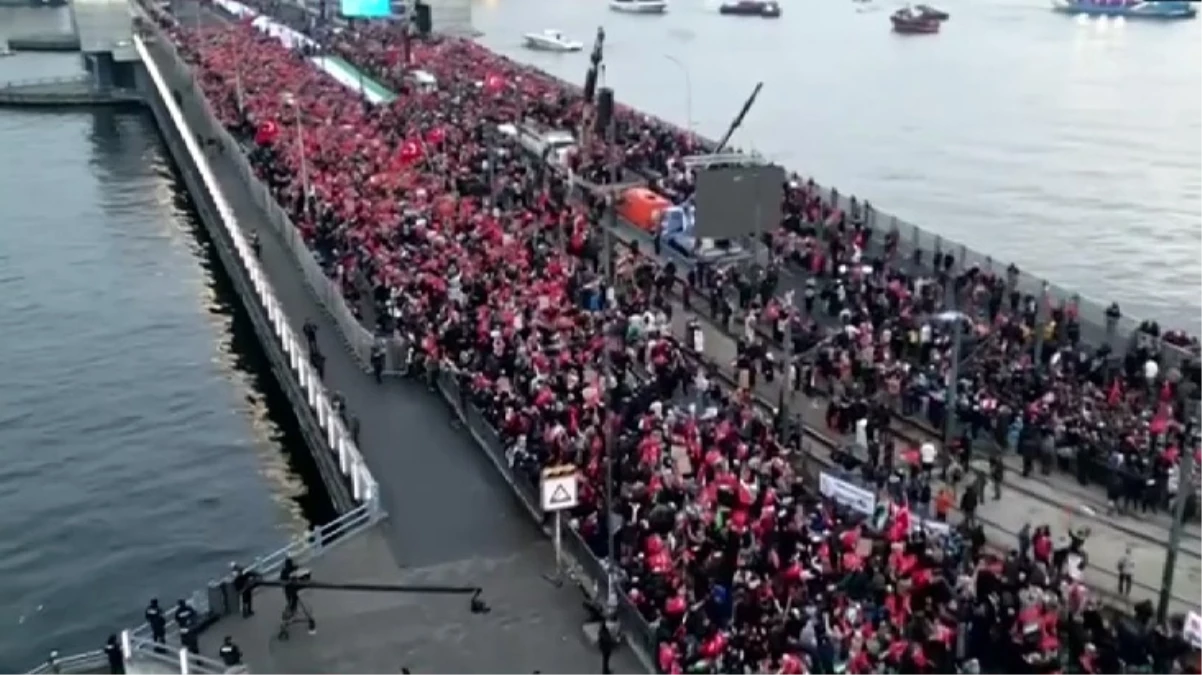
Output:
[152, 5, 1200, 672]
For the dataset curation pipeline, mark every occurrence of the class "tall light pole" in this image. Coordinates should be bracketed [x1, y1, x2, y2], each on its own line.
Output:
[933, 309, 968, 450]
[1032, 280, 1049, 373]
[1157, 407, 1198, 623]
[602, 112, 619, 621]
[282, 92, 311, 221]
[661, 54, 693, 133]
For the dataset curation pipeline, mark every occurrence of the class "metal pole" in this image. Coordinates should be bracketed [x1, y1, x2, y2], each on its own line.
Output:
[1032, 280, 1048, 372]
[295, 104, 311, 219]
[1157, 413, 1196, 623]
[944, 312, 963, 450]
[602, 120, 619, 619]
[662, 54, 692, 132]
[234, 63, 244, 114]
[553, 511, 563, 578]
[487, 145, 497, 211]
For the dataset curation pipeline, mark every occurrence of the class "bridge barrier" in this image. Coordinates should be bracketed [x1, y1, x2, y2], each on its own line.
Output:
[433, 370, 661, 669]
[28, 501, 384, 674]
[19, 34, 391, 675]
[137, 32, 379, 508]
[141, 25, 406, 376]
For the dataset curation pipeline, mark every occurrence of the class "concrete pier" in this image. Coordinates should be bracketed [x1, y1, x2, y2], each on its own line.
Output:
[0, 75, 142, 107]
[6, 32, 81, 52]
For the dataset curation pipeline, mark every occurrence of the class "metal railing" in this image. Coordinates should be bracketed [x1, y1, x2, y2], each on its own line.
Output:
[124, 633, 233, 675]
[21, 34, 392, 675]
[432, 370, 660, 670]
[137, 31, 381, 504]
[144, 28, 407, 376]
[29, 500, 382, 674]
[28, 650, 106, 675]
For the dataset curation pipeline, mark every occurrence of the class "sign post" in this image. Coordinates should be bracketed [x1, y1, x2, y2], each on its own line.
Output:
[540, 465, 579, 582]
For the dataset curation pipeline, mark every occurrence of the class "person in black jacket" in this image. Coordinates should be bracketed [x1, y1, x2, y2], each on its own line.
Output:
[104, 635, 125, 675]
[144, 598, 166, 644]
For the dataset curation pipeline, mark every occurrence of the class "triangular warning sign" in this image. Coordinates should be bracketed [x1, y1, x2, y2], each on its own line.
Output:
[548, 484, 573, 505]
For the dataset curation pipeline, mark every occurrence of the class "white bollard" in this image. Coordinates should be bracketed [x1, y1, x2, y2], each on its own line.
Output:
[351, 462, 363, 501]
[327, 421, 338, 450]
[178, 648, 190, 675]
[120, 630, 132, 660]
[338, 437, 349, 473]
[316, 399, 328, 429]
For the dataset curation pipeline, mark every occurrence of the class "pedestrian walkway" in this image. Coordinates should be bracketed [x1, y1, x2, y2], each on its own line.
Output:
[166, 15, 639, 666]
[603, 223, 1200, 617]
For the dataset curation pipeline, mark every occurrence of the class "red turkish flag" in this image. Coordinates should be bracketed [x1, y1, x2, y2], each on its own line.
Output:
[254, 120, 280, 145]
[426, 126, 446, 145]
[484, 73, 505, 93]
[397, 139, 422, 164]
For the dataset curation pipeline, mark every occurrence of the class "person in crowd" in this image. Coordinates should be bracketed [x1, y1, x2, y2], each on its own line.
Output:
[231, 561, 257, 617]
[146, 13, 1198, 673]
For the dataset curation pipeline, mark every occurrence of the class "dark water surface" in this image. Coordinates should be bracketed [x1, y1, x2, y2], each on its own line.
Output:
[0, 36, 332, 671]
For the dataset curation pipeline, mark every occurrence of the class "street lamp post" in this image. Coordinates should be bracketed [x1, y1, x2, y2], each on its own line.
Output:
[602, 117, 620, 621]
[661, 54, 693, 133]
[933, 309, 968, 451]
[283, 93, 311, 220]
[1157, 408, 1198, 623]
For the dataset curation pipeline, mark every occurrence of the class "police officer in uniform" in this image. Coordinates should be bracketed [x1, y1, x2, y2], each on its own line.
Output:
[597, 621, 616, 674]
[231, 562, 257, 617]
[174, 598, 196, 629]
[302, 318, 318, 352]
[175, 599, 199, 654]
[370, 342, 386, 383]
[218, 636, 243, 668]
[104, 634, 125, 674]
[145, 598, 166, 644]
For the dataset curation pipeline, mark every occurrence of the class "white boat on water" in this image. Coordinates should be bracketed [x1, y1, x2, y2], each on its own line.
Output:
[609, 0, 668, 14]
[522, 29, 585, 52]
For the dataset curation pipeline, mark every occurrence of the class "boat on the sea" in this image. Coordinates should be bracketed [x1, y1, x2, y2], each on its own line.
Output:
[609, 0, 669, 13]
[522, 29, 584, 52]
[1051, 0, 1196, 19]
[719, 0, 782, 17]
[914, 3, 948, 19]
[891, 5, 941, 32]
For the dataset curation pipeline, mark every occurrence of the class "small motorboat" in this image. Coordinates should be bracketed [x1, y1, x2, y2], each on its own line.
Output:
[0, 44, 14, 57]
[609, 0, 669, 13]
[719, 0, 782, 16]
[891, 6, 941, 31]
[1051, 0, 1195, 19]
[914, 3, 948, 19]
[523, 29, 584, 52]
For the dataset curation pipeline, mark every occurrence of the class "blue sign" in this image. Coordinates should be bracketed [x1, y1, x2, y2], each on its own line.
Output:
[339, 0, 391, 17]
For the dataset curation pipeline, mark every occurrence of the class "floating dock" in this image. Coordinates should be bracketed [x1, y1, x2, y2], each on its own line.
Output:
[0, 76, 142, 108]
[6, 32, 81, 52]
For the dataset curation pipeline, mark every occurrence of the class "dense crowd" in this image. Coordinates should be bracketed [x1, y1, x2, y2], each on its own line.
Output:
[157, 8, 1199, 673]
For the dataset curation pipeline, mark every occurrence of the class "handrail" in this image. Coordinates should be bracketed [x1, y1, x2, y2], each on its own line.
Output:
[127, 635, 231, 674]
[126, 499, 379, 641]
[27, 650, 106, 674]
[28, 501, 380, 673]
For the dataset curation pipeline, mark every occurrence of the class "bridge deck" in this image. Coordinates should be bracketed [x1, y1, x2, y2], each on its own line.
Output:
[151, 27, 642, 671]
[205, 523, 631, 673]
